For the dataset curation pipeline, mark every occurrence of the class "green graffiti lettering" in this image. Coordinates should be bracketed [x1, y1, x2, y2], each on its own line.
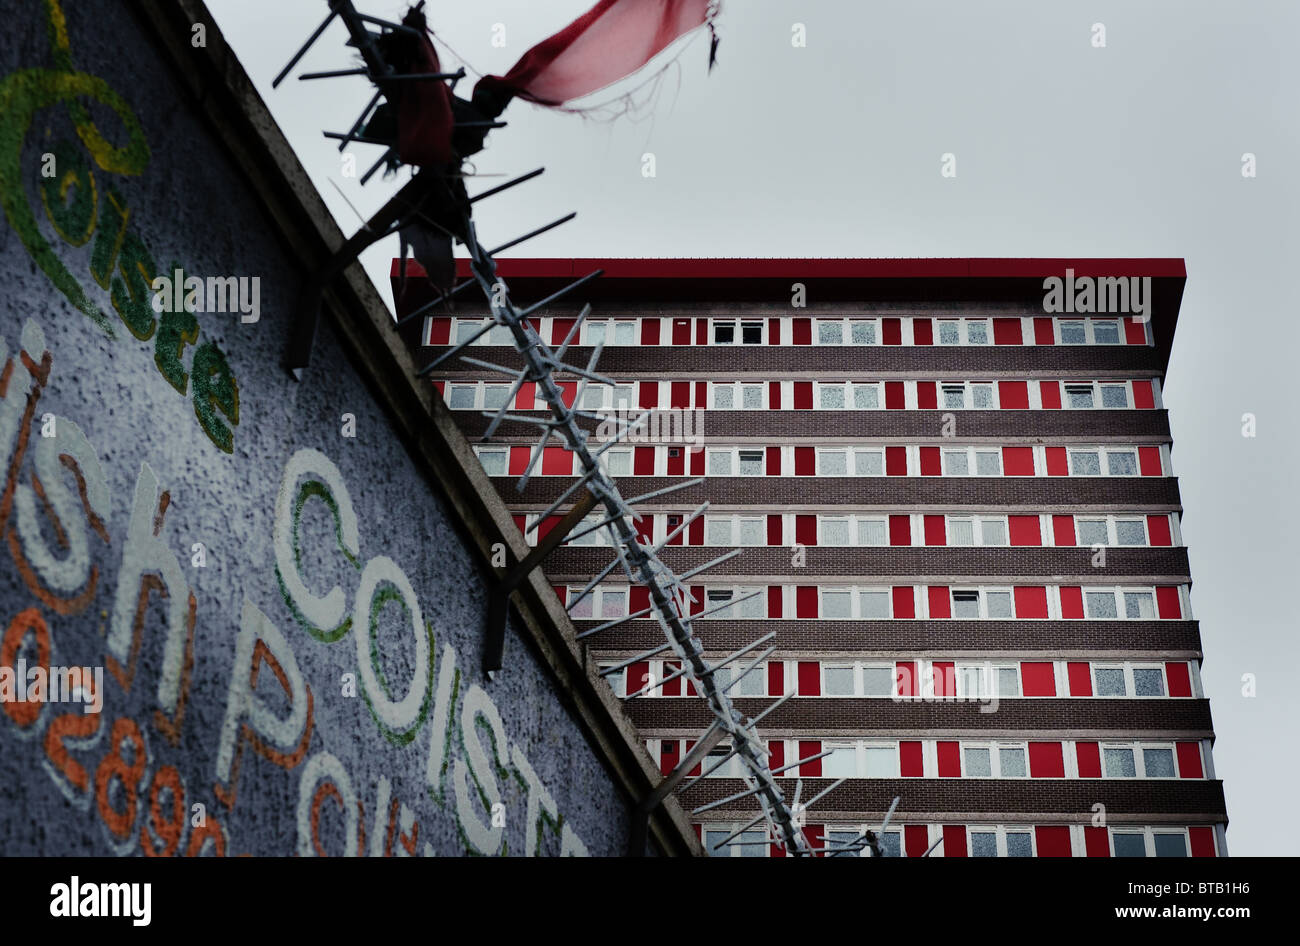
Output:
[111, 230, 157, 340]
[37, 138, 95, 245]
[154, 307, 197, 394]
[191, 341, 239, 454]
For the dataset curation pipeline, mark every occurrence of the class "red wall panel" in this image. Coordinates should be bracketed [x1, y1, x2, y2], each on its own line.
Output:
[551, 317, 576, 345]
[796, 586, 818, 618]
[886, 446, 907, 476]
[913, 318, 933, 345]
[919, 446, 941, 476]
[1076, 742, 1102, 778]
[795, 447, 815, 476]
[665, 449, 684, 476]
[998, 381, 1029, 409]
[1040, 380, 1061, 409]
[427, 316, 451, 345]
[1177, 742, 1204, 779]
[885, 381, 905, 409]
[797, 661, 820, 696]
[660, 740, 678, 777]
[1020, 662, 1056, 697]
[792, 318, 811, 345]
[892, 586, 915, 618]
[1033, 317, 1055, 345]
[937, 742, 961, 777]
[1060, 586, 1084, 619]
[769, 739, 785, 770]
[768, 380, 781, 409]
[1156, 586, 1182, 619]
[927, 586, 951, 618]
[900, 741, 924, 777]
[923, 515, 947, 546]
[1166, 662, 1193, 697]
[671, 318, 691, 345]
[933, 661, 955, 697]
[916, 381, 937, 409]
[1067, 661, 1093, 695]
[1029, 743, 1065, 778]
[1124, 316, 1147, 345]
[766, 446, 782, 475]
[695, 318, 707, 345]
[889, 515, 911, 546]
[670, 381, 690, 409]
[904, 825, 928, 857]
[766, 515, 783, 546]
[542, 447, 572, 475]
[767, 585, 783, 619]
[688, 517, 704, 545]
[634, 446, 655, 476]
[638, 381, 658, 409]
[796, 515, 817, 547]
[1035, 826, 1072, 856]
[882, 318, 901, 345]
[767, 661, 785, 696]
[631, 586, 650, 614]
[641, 319, 661, 346]
[799, 741, 822, 777]
[768, 317, 781, 345]
[1084, 825, 1110, 857]
[1189, 827, 1216, 858]
[1045, 446, 1068, 476]
[793, 381, 813, 410]
[690, 449, 705, 476]
[1003, 446, 1035, 475]
[1139, 446, 1162, 476]
[1052, 515, 1076, 546]
[686, 739, 701, 776]
[1132, 379, 1154, 409]
[1014, 586, 1049, 618]
[513, 381, 536, 410]
[662, 661, 681, 696]
[1009, 515, 1041, 546]
[1147, 514, 1172, 546]
[993, 317, 1022, 345]
[627, 661, 650, 696]
[943, 825, 968, 857]
[896, 661, 918, 697]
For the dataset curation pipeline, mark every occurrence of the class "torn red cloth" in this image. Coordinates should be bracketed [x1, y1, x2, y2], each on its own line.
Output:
[475, 0, 713, 107]
[395, 14, 455, 166]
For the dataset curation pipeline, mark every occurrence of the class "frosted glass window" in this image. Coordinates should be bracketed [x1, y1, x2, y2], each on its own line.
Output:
[824, 667, 855, 695]
[971, 832, 998, 857]
[972, 384, 994, 408]
[706, 520, 732, 545]
[819, 451, 848, 475]
[587, 322, 607, 345]
[602, 591, 626, 617]
[820, 385, 846, 409]
[858, 519, 887, 546]
[613, 322, 636, 344]
[737, 519, 764, 546]
[1154, 834, 1187, 857]
[965, 748, 992, 777]
[818, 321, 843, 344]
[823, 745, 856, 777]
[822, 591, 852, 619]
[997, 668, 1019, 696]
[707, 451, 733, 475]
[1078, 520, 1108, 545]
[738, 451, 764, 476]
[975, 450, 1001, 475]
[1093, 320, 1120, 344]
[859, 591, 890, 618]
[478, 450, 507, 476]
[1095, 668, 1126, 696]
[942, 385, 965, 409]
[1115, 520, 1146, 545]
[850, 321, 876, 344]
[1124, 592, 1155, 619]
[1101, 385, 1129, 408]
[854, 450, 884, 475]
[741, 385, 764, 408]
[967, 321, 989, 345]
[1144, 748, 1175, 778]
[948, 519, 974, 546]
[1104, 748, 1137, 777]
[483, 385, 511, 410]
[1005, 832, 1032, 857]
[1133, 668, 1164, 696]
[1114, 834, 1146, 857]
[938, 321, 960, 345]
[821, 519, 850, 545]
[1066, 385, 1095, 408]
[713, 386, 735, 409]
[1070, 450, 1101, 475]
[852, 384, 879, 409]
[944, 451, 969, 476]
[1107, 450, 1138, 475]
[447, 385, 477, 409]
[862, 667, 893, 696]
[606, 450, 631, 476]
[862, 747, 896, 778]
[980, 519, 1007, 545]
[1086, 592, 1118, 618]
[455, 320, 484, 344]
[737, 832, 766, 857]
[952, 591, 980, 619]
[1060, 321, 1086, 344]
[999, 747, 1027, 777]
[985, 592, 1013, 619]
[569, 593, 593, 618]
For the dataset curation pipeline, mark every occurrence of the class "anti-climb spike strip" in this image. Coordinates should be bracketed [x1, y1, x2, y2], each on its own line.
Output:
[447, 206, 813, 857]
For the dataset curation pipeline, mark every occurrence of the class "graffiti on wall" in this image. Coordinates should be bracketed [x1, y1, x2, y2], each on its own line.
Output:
[0, 0, 239, 453]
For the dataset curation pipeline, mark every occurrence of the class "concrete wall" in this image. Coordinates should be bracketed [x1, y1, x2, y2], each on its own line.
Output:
[0, 0, 661, 856]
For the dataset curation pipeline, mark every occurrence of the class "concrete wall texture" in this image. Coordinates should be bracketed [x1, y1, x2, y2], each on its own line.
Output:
[0, 0, 639, 856]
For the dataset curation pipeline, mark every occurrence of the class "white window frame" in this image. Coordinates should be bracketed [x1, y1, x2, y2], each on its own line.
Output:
[941, 445, 1003, 477]
[712, 319, 764, 345]
[945, 515, 1010, 547]
[1091, 662, 1168, 698]
[967, 825, 1036, 857]
[473, 445, 509, 476]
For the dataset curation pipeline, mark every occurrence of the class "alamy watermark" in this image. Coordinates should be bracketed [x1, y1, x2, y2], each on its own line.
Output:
[893, 660, 1001, 714]
[0, 661, 103, 714]
[594, 407, 704, 450]
[1042, 268, 1150, 323]
[150, 269, 260, 323]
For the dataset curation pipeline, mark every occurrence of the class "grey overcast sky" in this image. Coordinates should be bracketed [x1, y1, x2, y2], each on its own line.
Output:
[207, 0, 1300, 856]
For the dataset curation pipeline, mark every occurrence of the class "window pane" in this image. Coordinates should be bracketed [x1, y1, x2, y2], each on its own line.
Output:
[818, 321, 843, 344]
[737, 831, 766, 857]
[741, 322, 762, 344]
[852, 384, 879, 409]
[824, 667, 855, 696]
[980, 519, 1007, 545]
[999, 747, 1027, 777]
[1124, 592, 1155, 619]
[738, 519, 764, 546]
[971, 832, 998, 857]
[938, 321, 960, 345]
[952, 592, 980, 619]
[1005, 832, 1032, 857]
[1115, 520, 1146, 545]
[859, 591, 890, 618]
[713, 322, 735, 344]
[854, 451, 884, 475]
[1093, 321, 1120, 344]
[820, 451, 848, 475]
[705, 830, 730, 855]
[858, 520, 887, 546]
[824, 746, 856, 777]
[1107, 451, 1138, 475]
[613, 322, 636, 344]
[1078, 520, 1109, 545]
[822, 591, 852, 619]
[822, 519, 850, 545]
[1144, 748, 1175, 778]
[587, 322, 607, 345]
[997, 668, 1020, 697]
[613, 386, 635, 408]
[965, 748, 992, 777]
[1095, 668, 1126, 696]
[448, 385, 477, 409]
[741, 385, 764, 409]
[850, 321, 876, 344]
[1104, 748, 1137, 777]
[454, 321, 483, 344]
[606, 450, 631, 476]
[736, 665, 765, 694]
[707, 451, 733, 475]
[878, 832, 902, 857]
[985, 592, 1013, 619]
[862, 667, 893, 696]
[819, 385, 846, 409]
[1153, 834, 1187, 857]
[863, 747, 896, 778]
[1101, 385, 1128, 408]
[713, 386, 735, 409]
[570, 593, 593, 618]
[975, 451, 1001, 475]
[1070, 451, 1102, 475]
[1114, 834, 1146, 857]
[944, 451, 969, 476]
[1085, 592, 1118, 618]
[602, 591, 626, 617]
[942, 386, 965, 409]
[484, 386, 511, 410]
[1060, 321, 1086, 344]
[706, 520, 732, 545]
[1133, 669, 1164, 696]
[948, 519, 974, 546]
[605, 667, 624, 697]
[967, 321, 989, 345]
[972, 384, 994, 409]
[1066, 385, 1095, 409]
[478, 450, 507, 475]
[738, 451, 764, 476]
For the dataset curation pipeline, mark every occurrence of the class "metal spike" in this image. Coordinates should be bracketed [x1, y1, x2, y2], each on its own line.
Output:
[272, 8, 338, 88]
